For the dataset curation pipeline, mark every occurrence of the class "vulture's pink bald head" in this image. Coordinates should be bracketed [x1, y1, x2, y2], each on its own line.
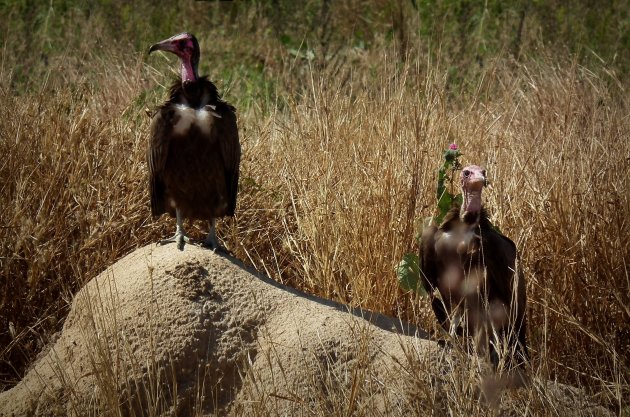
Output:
[149, 32, 200, 83]
[460, 165, 486, 216]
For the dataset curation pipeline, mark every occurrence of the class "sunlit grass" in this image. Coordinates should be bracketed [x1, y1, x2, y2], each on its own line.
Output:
[0, 1, 628, 414]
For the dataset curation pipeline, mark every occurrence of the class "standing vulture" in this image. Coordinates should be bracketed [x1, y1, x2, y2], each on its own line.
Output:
[147, 33, 240, 251]
[419, 165, 528, 369]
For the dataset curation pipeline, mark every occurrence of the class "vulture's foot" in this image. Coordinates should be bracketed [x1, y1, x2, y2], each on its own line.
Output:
[437, 339, 452, 349]
[158, 232, 191, 251]
[200, 238, 228, 253]
[201, 220, 228, 253]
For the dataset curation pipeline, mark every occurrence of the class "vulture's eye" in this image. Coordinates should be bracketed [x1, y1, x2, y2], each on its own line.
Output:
[463, 170, 470, 177]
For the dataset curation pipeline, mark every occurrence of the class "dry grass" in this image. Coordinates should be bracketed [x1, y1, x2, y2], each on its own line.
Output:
[0, 2, 628, 414]
[231, 51, 630, 411]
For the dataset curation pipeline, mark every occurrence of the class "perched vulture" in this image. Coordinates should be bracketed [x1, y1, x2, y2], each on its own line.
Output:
[419, 165, 528, 369]
[147, 33, 240, 250]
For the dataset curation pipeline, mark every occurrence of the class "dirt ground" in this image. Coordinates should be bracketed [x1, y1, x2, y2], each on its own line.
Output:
[0, 244, 611, 416]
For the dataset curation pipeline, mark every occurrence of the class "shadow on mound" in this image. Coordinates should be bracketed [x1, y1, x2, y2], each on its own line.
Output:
[0, 244, 612, 417]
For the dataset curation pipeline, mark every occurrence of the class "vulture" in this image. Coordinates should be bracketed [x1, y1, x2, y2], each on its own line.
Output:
[419, 165, 528, 369]
[147, 33, 240, 251]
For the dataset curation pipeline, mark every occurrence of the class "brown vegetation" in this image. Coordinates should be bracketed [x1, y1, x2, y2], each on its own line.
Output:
[1, 1, 628, 414]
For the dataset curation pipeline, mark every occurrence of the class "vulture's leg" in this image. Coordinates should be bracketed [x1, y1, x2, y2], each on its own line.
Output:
[431, 297, 450, 331]
[488, 326, 502, 370]
[158, 209, 191, 250]
[449, 311, 462, 337]
[202, 218, 220, 250]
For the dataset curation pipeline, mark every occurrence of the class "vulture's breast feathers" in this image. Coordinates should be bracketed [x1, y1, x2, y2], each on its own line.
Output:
[435, 222, 481, 259]
[171, 101, 222, 138]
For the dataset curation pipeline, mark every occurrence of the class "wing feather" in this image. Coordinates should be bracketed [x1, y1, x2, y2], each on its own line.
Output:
[217, 106, 241, 216]
[419, 224, 439, 293]
[147, 108, 171, 217]
[482, 229, 518, 303]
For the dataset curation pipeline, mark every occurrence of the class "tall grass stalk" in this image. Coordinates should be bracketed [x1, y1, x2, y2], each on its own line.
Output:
[0, 1, 628, 413]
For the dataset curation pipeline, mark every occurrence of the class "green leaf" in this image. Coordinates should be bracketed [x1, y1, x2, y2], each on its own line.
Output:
[434, 145, 464, 225]
[436, 167, 447, 201]
[279, 34, 292, 46]
[396, 253, 427, 296]
[398, 144, 463, 296]
[443, 148, 462, 164]
[452, 193, 463, 208]
[437, 191, 453, 213]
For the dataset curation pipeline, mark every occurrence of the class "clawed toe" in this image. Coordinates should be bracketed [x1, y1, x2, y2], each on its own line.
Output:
[200, 238, 233, 255]
[158, 233, 191, 250]
[437, 339, 451, 349]
[200, 240, 224, 252]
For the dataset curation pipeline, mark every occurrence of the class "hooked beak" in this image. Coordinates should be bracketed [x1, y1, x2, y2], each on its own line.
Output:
[463, 171, 486, 192]
[149, 40, 177, 55]
[468, 175, 486, 191]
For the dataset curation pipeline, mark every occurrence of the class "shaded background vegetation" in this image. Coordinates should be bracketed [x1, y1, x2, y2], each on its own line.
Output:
[3, 0, 629, 93]
[1, 0, 628, 413]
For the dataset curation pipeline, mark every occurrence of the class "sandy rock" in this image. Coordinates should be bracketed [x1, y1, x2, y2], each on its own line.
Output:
[0, 244, 612, 416]
[0, 244, 434, 416]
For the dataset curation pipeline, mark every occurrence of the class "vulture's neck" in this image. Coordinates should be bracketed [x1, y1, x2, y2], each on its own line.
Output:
[180, 56, 200, 99]
[460, 189, 482, 225]
[181, 57, 198, 84]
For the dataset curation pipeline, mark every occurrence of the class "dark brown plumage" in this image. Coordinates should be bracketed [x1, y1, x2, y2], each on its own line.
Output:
[420, 165, 528, 369]
[148, 33, 240, 250]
